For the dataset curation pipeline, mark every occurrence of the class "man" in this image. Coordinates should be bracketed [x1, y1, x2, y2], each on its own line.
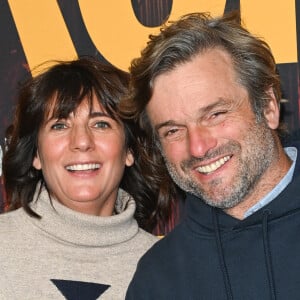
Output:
[122, 11, 300, 299]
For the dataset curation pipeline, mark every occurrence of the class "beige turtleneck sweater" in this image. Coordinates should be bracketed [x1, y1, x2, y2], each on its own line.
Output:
[0, 187, 158, 299]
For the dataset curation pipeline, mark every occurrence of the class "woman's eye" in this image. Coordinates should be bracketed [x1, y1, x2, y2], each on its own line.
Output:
[51, 122, 67, 130]
[95, 121, 111, 129]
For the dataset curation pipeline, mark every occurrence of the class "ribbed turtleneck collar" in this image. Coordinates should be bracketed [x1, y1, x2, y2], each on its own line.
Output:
[26, 187, 139, 247]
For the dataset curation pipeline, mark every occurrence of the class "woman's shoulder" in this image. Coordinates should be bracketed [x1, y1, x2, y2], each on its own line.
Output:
[134, 228, 160, 249]
[0, 208, 26, 234]
[0, 208, 29, 259]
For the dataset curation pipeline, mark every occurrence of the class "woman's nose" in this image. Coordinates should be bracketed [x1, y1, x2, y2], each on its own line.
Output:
[69, 126, 95, 151]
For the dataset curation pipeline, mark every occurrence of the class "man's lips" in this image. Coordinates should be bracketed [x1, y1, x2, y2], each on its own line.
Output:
[196, 155, 231, 174]
[65, 163, 100, 171]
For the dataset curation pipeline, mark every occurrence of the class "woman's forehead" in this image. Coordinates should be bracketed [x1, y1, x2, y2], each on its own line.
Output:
[44, 94, 108, 120]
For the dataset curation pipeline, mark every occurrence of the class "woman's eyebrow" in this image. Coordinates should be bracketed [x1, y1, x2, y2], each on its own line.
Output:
[89, 111, 109, 118]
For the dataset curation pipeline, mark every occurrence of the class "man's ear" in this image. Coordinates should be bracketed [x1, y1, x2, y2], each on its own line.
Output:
[125, 149, 134, 167]
[263, 87, 280, 130]
[32, 150, 42, 170]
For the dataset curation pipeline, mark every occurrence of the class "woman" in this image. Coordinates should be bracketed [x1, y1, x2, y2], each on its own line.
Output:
[0, 57, 158, 299]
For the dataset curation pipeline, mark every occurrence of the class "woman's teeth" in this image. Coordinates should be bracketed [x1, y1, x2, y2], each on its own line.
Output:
[66, 163, 100, 171]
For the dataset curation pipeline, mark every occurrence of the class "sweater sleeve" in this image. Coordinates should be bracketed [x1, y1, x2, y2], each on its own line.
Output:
[0, 272, 14, 299]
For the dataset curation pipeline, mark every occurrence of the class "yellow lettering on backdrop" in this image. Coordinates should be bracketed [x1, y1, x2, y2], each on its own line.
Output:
[79, 0, 158, 71]
[77, 0, 298, 69]
[169, 0, 225, 21]
[8, 0, 77, 74]
[241, 0, 297, 64]
[7, 0, 299, 72]
[79, 0, 226, 70]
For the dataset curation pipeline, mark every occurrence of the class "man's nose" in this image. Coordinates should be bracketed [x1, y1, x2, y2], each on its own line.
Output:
[188, 125, 217, 158]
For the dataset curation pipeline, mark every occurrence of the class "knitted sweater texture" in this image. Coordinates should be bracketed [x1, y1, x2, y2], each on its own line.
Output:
[0, 187, 158, 299]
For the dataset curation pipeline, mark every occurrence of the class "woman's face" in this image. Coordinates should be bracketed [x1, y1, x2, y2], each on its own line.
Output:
[33, 96, 134, 216]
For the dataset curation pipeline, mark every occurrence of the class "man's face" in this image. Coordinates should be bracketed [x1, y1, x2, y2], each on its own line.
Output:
[146, 48, 280, 213]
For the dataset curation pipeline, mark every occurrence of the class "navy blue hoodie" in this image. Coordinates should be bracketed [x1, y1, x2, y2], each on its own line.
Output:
[126, 148, 300, 300]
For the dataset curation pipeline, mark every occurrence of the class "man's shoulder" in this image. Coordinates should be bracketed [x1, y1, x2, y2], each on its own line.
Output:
[138, 223, 186, 265]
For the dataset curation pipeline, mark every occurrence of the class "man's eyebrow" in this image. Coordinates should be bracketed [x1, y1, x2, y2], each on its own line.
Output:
[154, 98, 229, 132]
[199, 98, 229, 115]
[155, 120, 178, 132]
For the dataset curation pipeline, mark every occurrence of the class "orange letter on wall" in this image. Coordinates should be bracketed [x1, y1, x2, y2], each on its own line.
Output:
[8, 0, 77, 73]
[241, 0, 297, 64]
[79, 0, 226, 70]
[8, 0, 298, 73]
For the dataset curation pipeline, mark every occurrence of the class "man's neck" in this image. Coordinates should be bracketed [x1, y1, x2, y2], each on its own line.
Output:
[224, 147, 292, 220]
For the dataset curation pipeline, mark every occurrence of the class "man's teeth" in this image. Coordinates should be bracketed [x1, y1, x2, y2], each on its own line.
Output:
[66, 163, 100, 171]
[197, 156, 230, 174]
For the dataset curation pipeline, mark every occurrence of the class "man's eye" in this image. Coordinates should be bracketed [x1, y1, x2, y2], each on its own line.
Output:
[159, 127, 181, 140]
[51, 123, 67, 130]
[211, 111, 227, 119]
[165, 128, 178, 136]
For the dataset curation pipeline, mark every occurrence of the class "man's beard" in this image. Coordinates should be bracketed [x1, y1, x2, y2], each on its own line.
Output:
[162, 120, 277, 209]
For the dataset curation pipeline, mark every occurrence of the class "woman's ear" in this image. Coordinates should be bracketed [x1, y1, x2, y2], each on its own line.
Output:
[264, 87, 280, 130]
[125, 149, 134, 167]
[32, 150, 42, 170]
